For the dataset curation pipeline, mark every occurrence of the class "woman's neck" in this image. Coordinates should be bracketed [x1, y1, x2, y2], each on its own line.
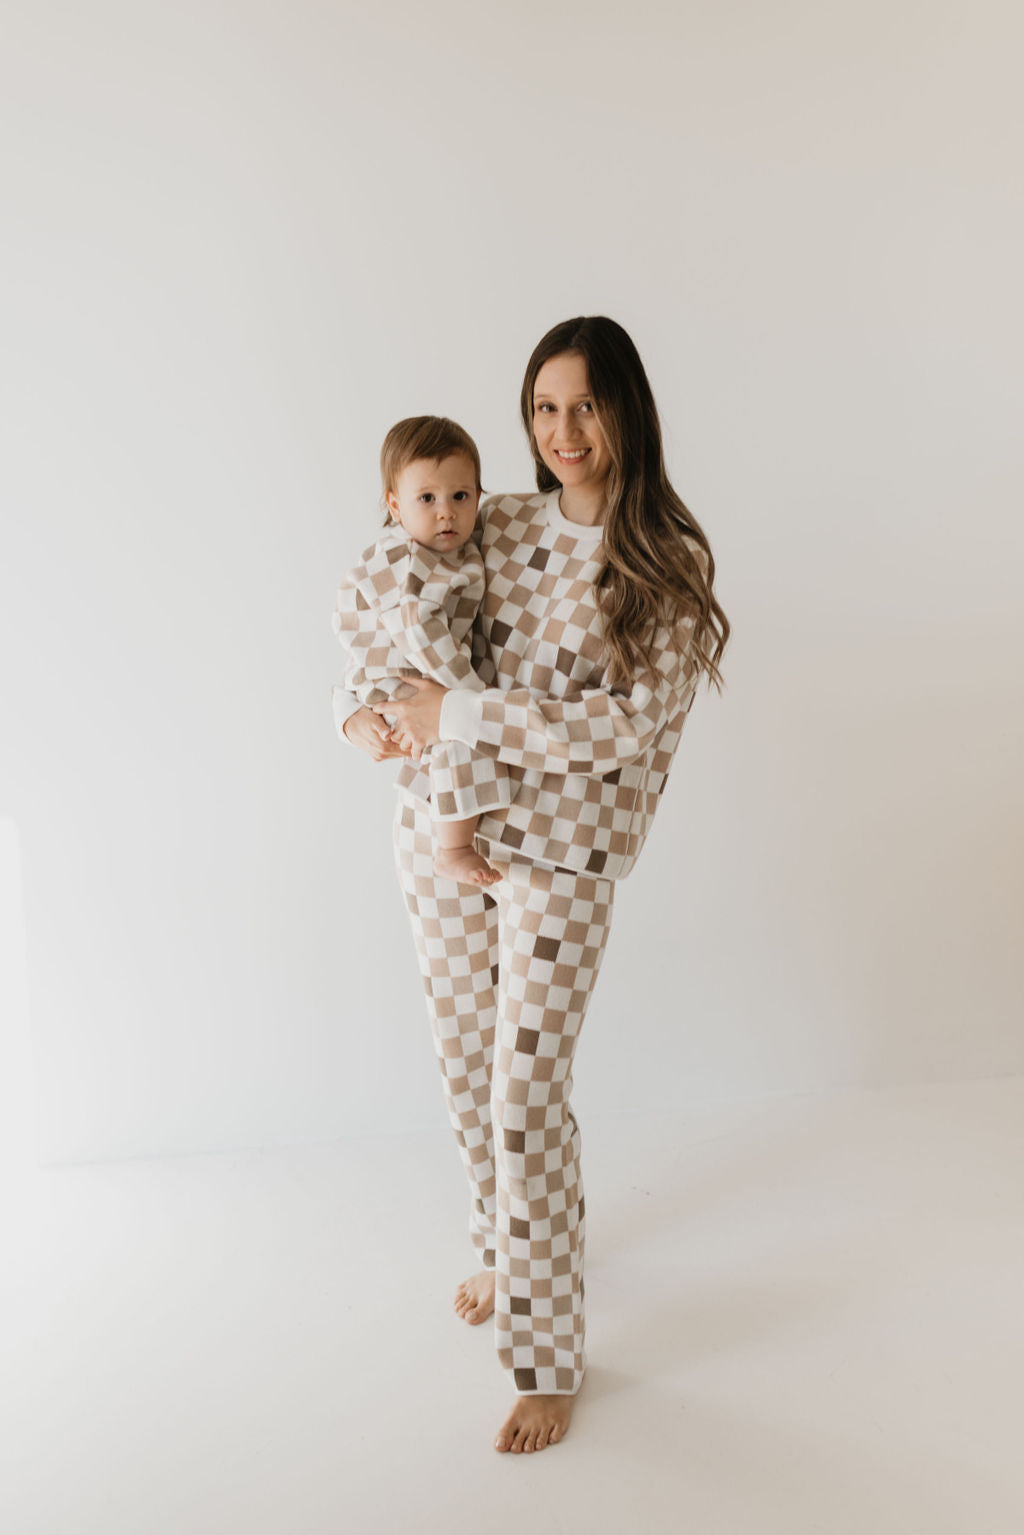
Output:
[557, 481, 606, 527]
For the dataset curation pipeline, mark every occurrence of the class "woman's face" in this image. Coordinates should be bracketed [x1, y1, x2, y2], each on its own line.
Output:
[532, 351, 613, 492]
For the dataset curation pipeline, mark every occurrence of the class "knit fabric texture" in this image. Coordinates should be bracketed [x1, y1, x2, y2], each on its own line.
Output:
[394, 489, 707, 879]
[331, 522, 511, 821]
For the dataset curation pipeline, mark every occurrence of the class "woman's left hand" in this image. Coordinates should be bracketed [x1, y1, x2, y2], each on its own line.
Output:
[372, 676, 448, 759]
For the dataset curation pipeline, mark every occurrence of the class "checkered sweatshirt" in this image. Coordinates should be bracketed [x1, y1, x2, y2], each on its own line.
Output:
[335, 487, 707, 880]
[330, 523, 511, 821]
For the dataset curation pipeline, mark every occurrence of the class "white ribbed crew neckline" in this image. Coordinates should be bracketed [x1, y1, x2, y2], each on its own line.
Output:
[543, 487, 605, 542]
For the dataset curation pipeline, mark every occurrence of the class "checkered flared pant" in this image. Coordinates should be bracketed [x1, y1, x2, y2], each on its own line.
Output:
[392, 794, 615, 1397]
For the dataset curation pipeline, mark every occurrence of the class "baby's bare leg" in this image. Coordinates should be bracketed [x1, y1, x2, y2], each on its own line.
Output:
[434, 815, 502, 886]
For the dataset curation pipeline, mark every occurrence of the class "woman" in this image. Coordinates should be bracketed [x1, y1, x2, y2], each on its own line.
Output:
[336, 316, 729, 1454]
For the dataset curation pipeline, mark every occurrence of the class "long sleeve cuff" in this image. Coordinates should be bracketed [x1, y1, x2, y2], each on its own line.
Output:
[439, 687, 484, 747]
[332, 686, 364, 741]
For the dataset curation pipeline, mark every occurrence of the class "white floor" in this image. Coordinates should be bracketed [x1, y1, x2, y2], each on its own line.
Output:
[1, 1077, 1022, 1535]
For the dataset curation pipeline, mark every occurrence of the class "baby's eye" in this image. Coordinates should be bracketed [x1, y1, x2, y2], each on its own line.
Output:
[418, 493, 435, 504]
[453, 491, 469, 501]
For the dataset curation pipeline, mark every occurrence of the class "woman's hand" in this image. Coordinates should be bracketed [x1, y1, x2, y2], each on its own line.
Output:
[371, 676, 448, 760]
[342, 706, 411, 761]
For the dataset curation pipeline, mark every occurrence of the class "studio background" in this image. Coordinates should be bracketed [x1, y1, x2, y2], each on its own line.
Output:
[2, 0, 1021, 1167]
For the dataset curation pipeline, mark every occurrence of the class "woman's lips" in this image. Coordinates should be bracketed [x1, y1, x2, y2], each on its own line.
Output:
[555, 448, 590, 462]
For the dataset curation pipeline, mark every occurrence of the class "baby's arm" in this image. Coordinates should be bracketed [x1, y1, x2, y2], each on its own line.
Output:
[332, 499, 501, 743]
[375, 585, 485, 694]
[373, 551, 512, 818]
[330, 542, 422, 741]
[371, 597, 513, 817]
[330, 685, 366, 740]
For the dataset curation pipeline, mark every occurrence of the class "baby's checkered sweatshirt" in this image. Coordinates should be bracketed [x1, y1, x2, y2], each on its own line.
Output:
[331, 523, 511, 821]
[335, 487, 707, 881]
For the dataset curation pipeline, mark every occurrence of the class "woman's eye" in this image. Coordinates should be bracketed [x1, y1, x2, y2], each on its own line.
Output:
[579, 402, 592, 413]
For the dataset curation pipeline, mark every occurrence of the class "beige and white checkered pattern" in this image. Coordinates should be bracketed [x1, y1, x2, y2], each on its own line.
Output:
[454, 492, 707, 876]
[393, 794, 614, 1397]
[336, 489, 706, 875]
[332, 523, 511, 821]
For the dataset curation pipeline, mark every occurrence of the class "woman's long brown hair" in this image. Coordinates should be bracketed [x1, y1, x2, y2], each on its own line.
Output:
[520, 316, 730, 693]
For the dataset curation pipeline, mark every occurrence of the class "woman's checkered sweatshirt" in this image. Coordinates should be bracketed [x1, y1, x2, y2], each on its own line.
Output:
[392, 486, 708, 882]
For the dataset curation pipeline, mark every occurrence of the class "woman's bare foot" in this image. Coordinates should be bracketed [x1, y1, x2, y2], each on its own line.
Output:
[494, 1393, 574, 1453]
[454, 1269, 495, 1325]
[433, 845, 503, 886]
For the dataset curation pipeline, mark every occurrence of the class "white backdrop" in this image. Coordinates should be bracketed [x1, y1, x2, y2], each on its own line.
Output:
[1, 0, 1021, 1165]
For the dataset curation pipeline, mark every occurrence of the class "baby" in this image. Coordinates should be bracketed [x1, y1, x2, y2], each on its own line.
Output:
[331, 415, 509, 887]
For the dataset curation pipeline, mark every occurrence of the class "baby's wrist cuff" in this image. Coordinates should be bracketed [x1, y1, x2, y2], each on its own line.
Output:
[332, 686, 364, 740]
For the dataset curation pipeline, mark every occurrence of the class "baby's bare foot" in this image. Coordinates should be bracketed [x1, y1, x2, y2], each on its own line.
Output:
[494, 1392, 574, 1453]
[434, 845, 502, 886]
[454, 1269, 495, 1325]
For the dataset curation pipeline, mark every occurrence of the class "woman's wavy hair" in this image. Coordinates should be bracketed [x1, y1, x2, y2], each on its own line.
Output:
[520, 316, 729, 693]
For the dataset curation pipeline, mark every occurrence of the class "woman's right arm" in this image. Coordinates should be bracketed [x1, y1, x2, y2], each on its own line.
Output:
[434, 533, 710, 776]
[437, 600, 704, 776]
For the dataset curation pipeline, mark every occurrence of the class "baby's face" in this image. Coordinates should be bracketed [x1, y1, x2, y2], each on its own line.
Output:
[386, 453, 480, 554]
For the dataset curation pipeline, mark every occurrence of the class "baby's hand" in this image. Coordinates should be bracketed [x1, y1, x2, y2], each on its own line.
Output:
[343, 707, 412, 761]
[371, 676, 447, 758]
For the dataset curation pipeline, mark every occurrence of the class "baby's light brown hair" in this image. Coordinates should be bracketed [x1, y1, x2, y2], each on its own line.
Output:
[380, 416, 483, 525]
